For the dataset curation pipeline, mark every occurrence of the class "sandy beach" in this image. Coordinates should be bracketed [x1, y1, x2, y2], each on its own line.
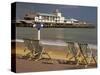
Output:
[12, 41, 97, 73]
[16, 58, 96, 73]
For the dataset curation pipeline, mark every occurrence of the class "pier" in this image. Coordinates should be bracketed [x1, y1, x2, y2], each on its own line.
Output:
[15, 9, 95, 28]
[15, 22, 95, 28]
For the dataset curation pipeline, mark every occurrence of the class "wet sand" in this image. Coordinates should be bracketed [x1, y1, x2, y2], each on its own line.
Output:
[16, 58, 97, 73]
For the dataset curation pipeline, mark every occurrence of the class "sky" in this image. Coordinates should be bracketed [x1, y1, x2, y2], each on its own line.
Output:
[15, 2, 97, 25]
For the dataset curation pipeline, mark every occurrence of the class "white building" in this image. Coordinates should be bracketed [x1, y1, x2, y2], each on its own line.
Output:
[24, 9, 79, 24]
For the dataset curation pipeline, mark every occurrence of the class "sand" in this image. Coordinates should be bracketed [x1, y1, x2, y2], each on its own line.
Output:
[15, 42, 71, 60]
[16, 58, 97, 73]
[11, 42, 97, 73]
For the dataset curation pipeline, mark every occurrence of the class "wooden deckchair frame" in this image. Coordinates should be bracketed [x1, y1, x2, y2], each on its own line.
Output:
[23, 39, 51, 61]
[88, 47, 97, 64]
[77, 43, 88, 65]
[78, 43, 97, 65]
[66, 42, 96, 66]
[67, 42, 78, 63]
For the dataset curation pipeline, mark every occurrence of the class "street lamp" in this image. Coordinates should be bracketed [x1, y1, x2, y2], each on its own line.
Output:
[33, 23, 43, 40]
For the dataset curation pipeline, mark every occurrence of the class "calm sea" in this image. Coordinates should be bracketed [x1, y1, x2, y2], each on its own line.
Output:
[16, 27, 97, 45]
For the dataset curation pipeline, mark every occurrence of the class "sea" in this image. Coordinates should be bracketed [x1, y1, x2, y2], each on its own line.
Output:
[16, 27, 97, 49]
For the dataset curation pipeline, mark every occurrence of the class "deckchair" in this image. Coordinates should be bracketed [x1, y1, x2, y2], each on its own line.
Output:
[66, 42, 78, 64]
[66, 42, 90, 65]
[77, 43, 88, 65]
[87, 47, 97, 64]
[77, 43, 97, 66]
[23, 39, 51, 61]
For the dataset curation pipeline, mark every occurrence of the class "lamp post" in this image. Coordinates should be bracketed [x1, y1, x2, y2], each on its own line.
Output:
[33, 23, 43, 40]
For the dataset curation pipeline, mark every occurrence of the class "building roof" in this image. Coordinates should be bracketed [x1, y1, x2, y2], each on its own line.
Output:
[70, 18, 78, 21]
[38, 13, 56, 17]
[24, 14, 36, 18]
[65, 18, 78, 21]
[53, 9, 60, 13]
[20, 20, 33, 23]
